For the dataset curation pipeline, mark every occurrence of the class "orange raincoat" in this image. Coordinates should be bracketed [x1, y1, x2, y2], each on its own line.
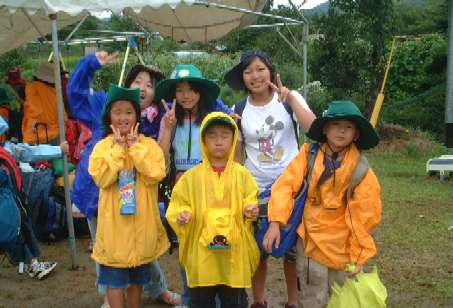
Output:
[22, 81, 67, 144]
[269, 143, 382, 270]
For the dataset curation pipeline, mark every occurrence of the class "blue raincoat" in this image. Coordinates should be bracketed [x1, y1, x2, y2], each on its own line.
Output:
[68, 54, 231, 219]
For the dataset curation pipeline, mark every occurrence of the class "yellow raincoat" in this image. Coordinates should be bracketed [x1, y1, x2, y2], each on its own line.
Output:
[269, 143, 382, 270]
[22, 81, 68, 144]
[89, 134, 168, 267]
[166, 112, 260, 288]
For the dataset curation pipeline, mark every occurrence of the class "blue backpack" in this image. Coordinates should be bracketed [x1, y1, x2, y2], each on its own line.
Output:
[255, 143, 319, 258]
[0, 167, 21, 248]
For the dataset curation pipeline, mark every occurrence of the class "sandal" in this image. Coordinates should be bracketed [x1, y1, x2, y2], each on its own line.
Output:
[251, 301, 267, 308]
[158, 291, 182, 306]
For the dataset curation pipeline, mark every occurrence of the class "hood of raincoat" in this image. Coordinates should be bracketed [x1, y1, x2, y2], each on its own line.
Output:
[199, 111, 238, 171]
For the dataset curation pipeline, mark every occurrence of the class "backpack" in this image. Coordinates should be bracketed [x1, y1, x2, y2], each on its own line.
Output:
[0, 150, 25, 249]
[255, 143, 319, 257]
[65, 119, 92, 164]
[40, 186, 68, 242]
[256, 143, 370, 258]
[233, 98, 299, 147]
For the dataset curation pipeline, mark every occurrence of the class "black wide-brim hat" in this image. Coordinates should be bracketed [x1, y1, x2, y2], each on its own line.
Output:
[224, 50, 273, 91]
[307, 100, 379, 150]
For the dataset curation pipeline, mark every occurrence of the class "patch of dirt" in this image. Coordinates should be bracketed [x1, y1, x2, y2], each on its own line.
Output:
[374, 123, 438, 154]
[0, 238, 287, 307]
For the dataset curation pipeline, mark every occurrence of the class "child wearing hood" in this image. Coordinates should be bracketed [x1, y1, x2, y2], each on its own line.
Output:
[166, 112, 260, 308]
[265, 100, 382, 307]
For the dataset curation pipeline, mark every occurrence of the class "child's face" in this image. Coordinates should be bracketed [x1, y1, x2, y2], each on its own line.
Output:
[175, 81, 200, 111]
[109, 100, 137, 136]
[323, 119, 359, 151]
[242, 57, 271, 94]
[203, 125, 234, 161]
[130, 71, 154, 110]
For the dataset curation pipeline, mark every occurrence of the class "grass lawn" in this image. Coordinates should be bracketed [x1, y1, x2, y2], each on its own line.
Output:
[367, 144, 453, 307]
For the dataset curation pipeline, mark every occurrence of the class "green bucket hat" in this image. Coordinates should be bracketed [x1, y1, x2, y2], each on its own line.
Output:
[0, 87, 14, 105]
[307, 100, 379, 150]
[155, 64, 220, 106]
[102, 84, 141, 118]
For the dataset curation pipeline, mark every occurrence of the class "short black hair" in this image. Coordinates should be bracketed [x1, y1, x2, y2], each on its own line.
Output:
[202, 120, 235, 137]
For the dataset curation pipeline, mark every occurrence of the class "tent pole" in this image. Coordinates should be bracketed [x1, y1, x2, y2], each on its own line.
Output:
[50, 14, 78, 269]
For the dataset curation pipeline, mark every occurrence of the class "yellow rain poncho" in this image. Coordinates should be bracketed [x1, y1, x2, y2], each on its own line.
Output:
[166, 112, 260, 288]
[89, 134, 168, 267]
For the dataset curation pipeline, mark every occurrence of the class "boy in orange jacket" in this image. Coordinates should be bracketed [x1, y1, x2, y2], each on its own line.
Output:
[264, 100, 382, 308]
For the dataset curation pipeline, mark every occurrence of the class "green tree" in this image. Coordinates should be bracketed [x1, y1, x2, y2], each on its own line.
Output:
[310, 0, 393, 113]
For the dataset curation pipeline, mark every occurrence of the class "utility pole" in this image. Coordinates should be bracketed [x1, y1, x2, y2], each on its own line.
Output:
[446, 0, 453, 147]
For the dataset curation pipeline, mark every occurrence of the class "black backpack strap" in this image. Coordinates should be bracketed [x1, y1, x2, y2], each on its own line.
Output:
[233, 99, 247, 143]
[282, 102, 300, 148]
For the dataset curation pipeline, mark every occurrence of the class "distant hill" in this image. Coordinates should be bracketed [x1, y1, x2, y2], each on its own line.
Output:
[302, 0, 436, 16]
[302, 2, 329, 16]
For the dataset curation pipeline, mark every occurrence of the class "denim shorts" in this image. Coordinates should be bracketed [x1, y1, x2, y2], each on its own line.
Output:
[98, 263, 151, 289]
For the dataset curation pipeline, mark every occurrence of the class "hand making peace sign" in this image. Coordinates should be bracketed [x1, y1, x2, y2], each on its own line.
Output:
[161, 99, 177, 130]
[268, 73, 292, 103]
[110, 124, 127, 147]
[126, 123, 140, 147]
[96, 51, 120, 66]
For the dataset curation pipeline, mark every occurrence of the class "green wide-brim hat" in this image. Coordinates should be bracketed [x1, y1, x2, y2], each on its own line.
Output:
[102, 84, 141, 118]
[155, 64, 220, 106]
[307, 100, 379, 150]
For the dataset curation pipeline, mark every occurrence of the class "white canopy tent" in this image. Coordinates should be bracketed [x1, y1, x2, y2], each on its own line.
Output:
[0, 0, 307, 268]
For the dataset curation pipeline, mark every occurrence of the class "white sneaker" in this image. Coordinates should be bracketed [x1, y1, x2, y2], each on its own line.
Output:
[28, 261, 57, 279]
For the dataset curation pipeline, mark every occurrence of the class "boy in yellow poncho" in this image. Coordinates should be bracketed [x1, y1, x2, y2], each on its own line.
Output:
[264, 101, 382, 308]
[166, 112, 260, 307]
[89, 84, 168, 308]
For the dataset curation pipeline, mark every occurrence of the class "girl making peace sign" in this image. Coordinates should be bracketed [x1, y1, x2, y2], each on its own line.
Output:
[224, 50, 316, 308]
[89, 84, 168, 308]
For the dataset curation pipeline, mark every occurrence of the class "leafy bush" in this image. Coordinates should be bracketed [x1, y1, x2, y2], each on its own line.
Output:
[382, 33, 447, 141]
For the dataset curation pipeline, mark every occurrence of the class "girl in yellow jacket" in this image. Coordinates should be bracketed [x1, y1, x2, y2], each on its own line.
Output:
[166, 112, 260, 307]
[265, 101, 382, 308]
[89, 84, 168, 308]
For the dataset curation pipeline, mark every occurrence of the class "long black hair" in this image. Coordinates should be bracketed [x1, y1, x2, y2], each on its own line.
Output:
[102, 100, 141, 137]
[171, 81, 209, 126]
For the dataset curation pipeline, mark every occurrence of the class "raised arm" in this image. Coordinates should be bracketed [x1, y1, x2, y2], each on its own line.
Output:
[67, 52, 118, 127]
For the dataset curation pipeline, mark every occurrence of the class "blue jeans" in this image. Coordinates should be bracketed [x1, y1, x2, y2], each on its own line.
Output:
[143, 260, 168, 299]
[5, 216, 40, 265]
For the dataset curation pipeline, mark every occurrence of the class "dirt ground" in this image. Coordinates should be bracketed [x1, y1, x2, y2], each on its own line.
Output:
[0, 237, 288, 308]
